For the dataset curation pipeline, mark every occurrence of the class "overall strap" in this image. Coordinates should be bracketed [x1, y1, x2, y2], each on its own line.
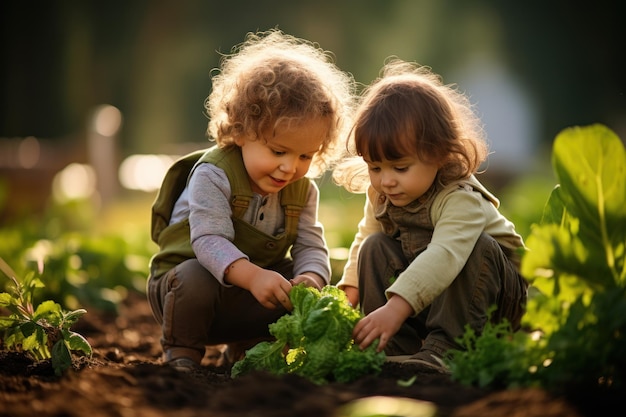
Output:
[199, 145, 311, 222]
[196, 146, 253, 219]
[280, 178, 311, 241]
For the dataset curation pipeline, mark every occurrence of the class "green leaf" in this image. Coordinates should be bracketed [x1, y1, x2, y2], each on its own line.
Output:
[33, 300, 63, 325]
[22, 329, 43, 352]
[62, 308, 87, 328]
[551, 124, 626, 284]
[552, 124, 625, 217]
[539, 186, 565, 226]
[51, 339, 73, 376]
[64, 330, 93, 356]
[334, 343, 386, 383]
[289, 284, 318, 316]
[0, 316, 18, 328]
[230, 341, 287, 377]
[19, 320, 37, 338]
[0, 292, 13, 307]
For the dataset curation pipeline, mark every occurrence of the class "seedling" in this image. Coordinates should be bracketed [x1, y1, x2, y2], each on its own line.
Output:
[0, 257, 92, 376]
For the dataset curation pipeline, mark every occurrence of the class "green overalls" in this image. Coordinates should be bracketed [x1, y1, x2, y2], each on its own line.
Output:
[148, 145, 311, 279]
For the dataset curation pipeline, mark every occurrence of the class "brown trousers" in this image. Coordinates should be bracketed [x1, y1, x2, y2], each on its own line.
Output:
[147, 258, 292, 362]
[357, 232, 528, 357]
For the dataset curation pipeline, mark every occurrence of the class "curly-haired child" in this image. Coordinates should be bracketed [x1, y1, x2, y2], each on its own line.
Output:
[147, 29, 355, 372]
[333, 59, 527, 373]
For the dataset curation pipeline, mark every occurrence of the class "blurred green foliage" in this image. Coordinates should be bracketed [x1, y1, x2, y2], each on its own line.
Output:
[0, 198, 152, 312]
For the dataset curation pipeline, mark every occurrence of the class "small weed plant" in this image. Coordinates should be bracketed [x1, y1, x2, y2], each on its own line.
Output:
[446, 124, 626, 393]
[0, 257, 92, 376]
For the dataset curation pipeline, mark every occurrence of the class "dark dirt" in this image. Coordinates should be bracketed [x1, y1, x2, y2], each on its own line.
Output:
[0, 291, 610, 416]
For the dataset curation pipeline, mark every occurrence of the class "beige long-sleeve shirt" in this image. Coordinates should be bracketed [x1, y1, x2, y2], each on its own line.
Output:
[336, 175, 525, 316]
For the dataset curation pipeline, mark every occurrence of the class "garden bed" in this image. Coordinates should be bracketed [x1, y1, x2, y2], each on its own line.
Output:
[0, 291, 599, 416]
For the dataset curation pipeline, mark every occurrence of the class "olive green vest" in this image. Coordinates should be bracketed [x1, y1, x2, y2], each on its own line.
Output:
[149, 145, 311, 278]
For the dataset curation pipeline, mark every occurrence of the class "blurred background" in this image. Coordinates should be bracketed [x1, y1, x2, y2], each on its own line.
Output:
[0, 0, 624, 307]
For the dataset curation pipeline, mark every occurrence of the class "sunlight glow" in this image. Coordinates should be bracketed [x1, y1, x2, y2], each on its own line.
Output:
[118, 154, 176, 192]
[52, 163, 97, 202]
[92, 105, 123, 137]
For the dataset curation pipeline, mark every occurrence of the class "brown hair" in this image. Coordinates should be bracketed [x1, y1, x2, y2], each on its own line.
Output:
[205, 29, 356, 177]
[334, 59, 488, 192]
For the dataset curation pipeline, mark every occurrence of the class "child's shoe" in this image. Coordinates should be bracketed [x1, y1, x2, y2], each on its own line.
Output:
[402, 349, 450, 375]
[166, 357, 202, 373]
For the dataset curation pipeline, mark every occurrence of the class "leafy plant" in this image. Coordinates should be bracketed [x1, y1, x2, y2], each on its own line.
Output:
[446, 124, 626, 393]
[446, 307, 544, 389]
[231, 284, 386, 384]
[0, 257, 92, 376]
[522, 123, 626, 390]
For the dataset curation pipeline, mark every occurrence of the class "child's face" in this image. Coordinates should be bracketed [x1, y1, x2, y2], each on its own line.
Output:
[364, 154, 438, 207]
[236, 118, 328, 195]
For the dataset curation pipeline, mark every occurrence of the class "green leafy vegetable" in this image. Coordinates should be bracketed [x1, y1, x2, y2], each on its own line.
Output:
[231, 284, 386, 384]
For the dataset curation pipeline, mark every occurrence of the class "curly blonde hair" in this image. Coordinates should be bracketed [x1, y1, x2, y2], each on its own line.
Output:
[333, 58, 488, 193]
[205, 29, 356, 177]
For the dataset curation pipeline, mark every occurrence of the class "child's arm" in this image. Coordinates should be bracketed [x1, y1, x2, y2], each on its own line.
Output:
[387, 188, 487, 316]
[337, 186, 381, 300]
[340, 285, 359, 307]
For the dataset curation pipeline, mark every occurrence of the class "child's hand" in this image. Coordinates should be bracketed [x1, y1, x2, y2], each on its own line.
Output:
[290, 273, 325, 290]
[352, 295, 413, 352]
[248, 269, 294, 311]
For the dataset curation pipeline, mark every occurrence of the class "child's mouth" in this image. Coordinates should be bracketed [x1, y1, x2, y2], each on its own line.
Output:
[270, 176, 288, 186]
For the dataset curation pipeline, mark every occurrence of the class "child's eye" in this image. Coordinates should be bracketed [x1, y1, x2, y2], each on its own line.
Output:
[367, 166, 381, 173]
[272, 149, 286, 156]
[394, 166, 409, 172]
[299, 154, 313, 161]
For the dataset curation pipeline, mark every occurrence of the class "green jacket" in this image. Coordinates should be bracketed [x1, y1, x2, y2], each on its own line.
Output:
[149, 145, 311, 278]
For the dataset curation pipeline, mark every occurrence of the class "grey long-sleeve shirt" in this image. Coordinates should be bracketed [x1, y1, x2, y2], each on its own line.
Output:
[169, 163, 331, 286]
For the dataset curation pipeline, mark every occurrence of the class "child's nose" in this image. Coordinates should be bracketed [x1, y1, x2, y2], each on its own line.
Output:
[279, 157, 298, 173]
[380, 172, 395, 187]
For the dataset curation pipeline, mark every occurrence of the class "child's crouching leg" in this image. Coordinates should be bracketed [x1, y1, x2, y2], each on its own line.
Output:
[421, 232, 525, 360]
[159, 258, 220, 365]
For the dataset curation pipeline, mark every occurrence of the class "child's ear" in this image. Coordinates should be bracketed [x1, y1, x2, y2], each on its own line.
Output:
[233, 135, 246, 147]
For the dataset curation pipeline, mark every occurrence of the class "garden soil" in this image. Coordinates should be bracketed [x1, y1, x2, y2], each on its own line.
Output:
[0, 291, 613, 417]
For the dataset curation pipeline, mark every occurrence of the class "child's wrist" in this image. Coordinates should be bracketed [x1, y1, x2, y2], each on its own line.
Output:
[300, 272, 325, 287]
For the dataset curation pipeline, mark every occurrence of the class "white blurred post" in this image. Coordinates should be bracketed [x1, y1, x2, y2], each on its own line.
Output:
[87, 104, 123, 208]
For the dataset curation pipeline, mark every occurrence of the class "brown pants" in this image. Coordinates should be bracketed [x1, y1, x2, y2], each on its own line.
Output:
[147, 258, 291, 362]
[357, 232, 528, 357]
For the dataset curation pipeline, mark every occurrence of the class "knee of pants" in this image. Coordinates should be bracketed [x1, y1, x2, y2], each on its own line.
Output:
[167, 259, 220, 307]
[360, 232, 397, 259]
[357, 232, 407, 311]
[468, 233, 526, 325]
